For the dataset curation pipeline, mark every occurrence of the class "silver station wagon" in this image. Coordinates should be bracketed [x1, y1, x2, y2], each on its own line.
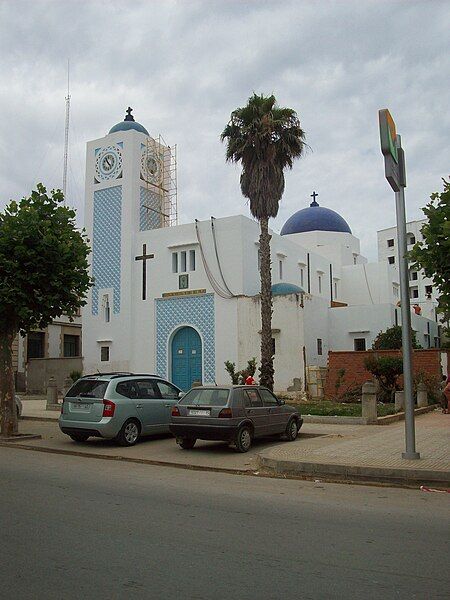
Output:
[59, 373, 183, 446]
[170, 385, 303, 452]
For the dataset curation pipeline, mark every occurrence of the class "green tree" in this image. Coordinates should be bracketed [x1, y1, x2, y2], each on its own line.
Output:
[372, 325, 421, 350]
[409, 178, 450, 331]
[221, 94, 306, 389]
[364, 356, 404, 402]
[0, 184, 92, 436]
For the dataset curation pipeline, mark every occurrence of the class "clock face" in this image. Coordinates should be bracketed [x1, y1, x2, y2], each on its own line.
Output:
[95, 146, 123, 182]
[141, 149, 162, 185]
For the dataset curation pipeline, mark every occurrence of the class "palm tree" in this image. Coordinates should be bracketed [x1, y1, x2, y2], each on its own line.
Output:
[221, 94, 306, 390]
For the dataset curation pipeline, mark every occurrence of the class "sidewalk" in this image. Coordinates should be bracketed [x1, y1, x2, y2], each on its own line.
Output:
[10, 400, 450, 487]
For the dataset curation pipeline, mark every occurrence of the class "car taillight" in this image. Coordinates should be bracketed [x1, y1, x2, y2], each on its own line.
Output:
[171, 406, 180, 417]
[218, 407, 233, 418]
[103, 400, 116, 417]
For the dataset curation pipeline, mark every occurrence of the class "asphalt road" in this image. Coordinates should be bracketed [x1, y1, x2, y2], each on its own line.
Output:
[1, 447, 449, 600]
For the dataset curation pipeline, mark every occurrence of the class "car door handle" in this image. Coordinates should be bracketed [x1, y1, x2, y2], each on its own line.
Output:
[165, 404, 171, 407]
[136, 404, 143, 409]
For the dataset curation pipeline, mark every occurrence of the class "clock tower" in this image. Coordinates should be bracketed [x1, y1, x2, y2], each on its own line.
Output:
[83, 108, 177, 371]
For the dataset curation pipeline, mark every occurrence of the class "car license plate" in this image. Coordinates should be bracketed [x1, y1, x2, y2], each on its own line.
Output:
[72, 403, 90, 410]
[189, 409, 210, 416]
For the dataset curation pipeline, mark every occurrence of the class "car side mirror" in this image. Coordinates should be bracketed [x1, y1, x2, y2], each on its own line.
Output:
[178, 392, 184, 399]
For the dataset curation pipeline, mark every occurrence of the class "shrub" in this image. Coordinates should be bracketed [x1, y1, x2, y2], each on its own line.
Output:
[364, 355, 403, 402]
[224, 358, 257, 385]
[413, 371, 441, 404]
[69, 370, 82, 383]
[372, 325, 421, 350]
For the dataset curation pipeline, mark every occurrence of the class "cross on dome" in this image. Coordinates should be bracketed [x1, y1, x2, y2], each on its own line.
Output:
[310, 191, 319, 207]
[124, 107, 135, 122]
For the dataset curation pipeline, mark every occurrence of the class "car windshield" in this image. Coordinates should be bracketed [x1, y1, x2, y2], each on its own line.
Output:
[66, 379, 108, 399]
[179, 388, 230, 407]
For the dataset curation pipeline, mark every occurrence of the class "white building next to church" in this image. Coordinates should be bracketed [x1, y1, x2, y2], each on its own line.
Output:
[82, 111, 441, 391]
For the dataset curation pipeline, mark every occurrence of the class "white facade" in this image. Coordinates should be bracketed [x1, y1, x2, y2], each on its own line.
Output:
[377, 219, 439, 321]
[82, 114, 441, 391]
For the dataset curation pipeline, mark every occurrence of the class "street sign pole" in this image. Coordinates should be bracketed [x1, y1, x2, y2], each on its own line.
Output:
[394, 135, 420, 460]
[378, 110, 420, 460]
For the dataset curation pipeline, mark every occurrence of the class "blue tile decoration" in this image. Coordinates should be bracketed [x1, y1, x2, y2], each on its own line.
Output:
[140, 187, 162, 230]
[92, 186, 122, 314]
[156, 294, 215, 383]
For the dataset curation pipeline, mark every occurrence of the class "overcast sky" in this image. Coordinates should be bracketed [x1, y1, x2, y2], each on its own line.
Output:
[1, 0, 449, 260]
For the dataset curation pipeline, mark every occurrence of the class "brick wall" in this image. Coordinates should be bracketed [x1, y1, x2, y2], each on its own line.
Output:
[324, 349, 448, 398]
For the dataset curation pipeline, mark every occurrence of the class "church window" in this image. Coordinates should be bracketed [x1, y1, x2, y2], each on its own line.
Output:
[334, 281, 338, 299]
[63, 335, 79, 357]
[354, 338, 366, 352]
[279, 260, 283, 280]
[318, 275, 322, 294]
[103, 295, 110, 322]
[300, 268, 304, 288]
[410, 271, 418, 281]
[172, 252, 178, 273]
[189, 250, 196, 271]
[387, 238, 394, 248]
[180, 251, 187, 272]
[425, 285, 432, 297]
[388, 256, 395, 264]
[317, 338, 323, 356]
[100, 346, 110, 362]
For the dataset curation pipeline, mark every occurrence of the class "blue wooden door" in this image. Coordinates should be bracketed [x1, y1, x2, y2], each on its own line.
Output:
[171, 327, 202, 391]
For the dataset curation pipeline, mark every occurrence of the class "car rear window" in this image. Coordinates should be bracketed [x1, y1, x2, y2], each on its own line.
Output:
[66, 379, 108, 399]
[179, 388, 230, 407]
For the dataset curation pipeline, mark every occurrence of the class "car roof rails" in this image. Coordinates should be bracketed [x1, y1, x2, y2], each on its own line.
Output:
[81, 372, 134, 379]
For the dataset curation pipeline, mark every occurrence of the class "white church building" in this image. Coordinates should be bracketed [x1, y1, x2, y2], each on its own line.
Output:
[82, 110, 440, 391]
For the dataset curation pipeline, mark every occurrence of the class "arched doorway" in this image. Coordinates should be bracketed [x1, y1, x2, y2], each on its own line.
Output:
[171, 327, 202, 391]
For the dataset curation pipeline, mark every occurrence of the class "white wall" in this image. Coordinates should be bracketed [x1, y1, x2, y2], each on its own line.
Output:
[302, 294, 330, 367]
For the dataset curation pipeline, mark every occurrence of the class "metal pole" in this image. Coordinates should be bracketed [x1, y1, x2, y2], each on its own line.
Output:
[395, 135, 420, 459]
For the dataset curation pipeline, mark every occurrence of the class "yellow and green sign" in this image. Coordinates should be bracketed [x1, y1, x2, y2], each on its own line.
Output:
[379, 109, 398, 163]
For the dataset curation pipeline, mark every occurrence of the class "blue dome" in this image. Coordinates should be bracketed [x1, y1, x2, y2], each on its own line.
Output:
[281, 200, 352, 235]
[109, 107, 149, 136]
[271, 283, 304, 296]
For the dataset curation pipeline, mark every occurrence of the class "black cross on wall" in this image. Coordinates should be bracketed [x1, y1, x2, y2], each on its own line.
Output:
[135, 244, 154, 300]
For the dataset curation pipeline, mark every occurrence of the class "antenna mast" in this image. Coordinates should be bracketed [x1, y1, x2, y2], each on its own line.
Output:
[62, 59, 70, 204]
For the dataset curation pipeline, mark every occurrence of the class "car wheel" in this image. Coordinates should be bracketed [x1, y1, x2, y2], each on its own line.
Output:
[69, 433, 90, 443]
[234, 425, 252, 453]
[116, 419, 140, 447]
[177, 437, 196, 450]
[285, 418, 299, 442]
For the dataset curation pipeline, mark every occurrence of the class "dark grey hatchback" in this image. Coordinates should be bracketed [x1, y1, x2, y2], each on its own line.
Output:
[170, 385, 303, 452]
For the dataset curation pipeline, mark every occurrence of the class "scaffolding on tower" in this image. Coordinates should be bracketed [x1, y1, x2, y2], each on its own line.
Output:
[142, 134, 178, 228]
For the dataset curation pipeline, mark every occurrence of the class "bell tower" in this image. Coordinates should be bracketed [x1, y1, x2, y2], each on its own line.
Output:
[83, 108, 177, 372]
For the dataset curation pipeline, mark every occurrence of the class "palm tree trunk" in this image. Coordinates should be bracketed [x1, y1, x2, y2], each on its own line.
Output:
[0, 329, 17, 436]
[258, 217, 274, 390]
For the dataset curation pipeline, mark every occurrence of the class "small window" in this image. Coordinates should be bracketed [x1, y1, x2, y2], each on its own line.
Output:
[103, 295, 110, 323]
[27, 332, 45, 359]
[100, 346, 110, 362]
[300, 268, 304, 288]
[279, 260, 283, 280]
[407, 235, 416, 245]
[180, 251, 187, 273]
[410, 271, 418, 281]
[172, 252, 178, 274]
[63, 334, 79, 357]
[425, 285, 432, 297]
[271, 337, 276, 356]
[260, 389, 278, 406]
[412, 289, 419, 299]
[388, 256, 395, 264]
[156, 381, 179, 399]
[318, 275, 322, 294]
[317, 338, 323, 356]
[387, 239, 394, 247]
[334, 281, 338, 299]
[244, 389, 262, 407]
[354, 338, 366, 351]
[189, 250, 196, 271]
